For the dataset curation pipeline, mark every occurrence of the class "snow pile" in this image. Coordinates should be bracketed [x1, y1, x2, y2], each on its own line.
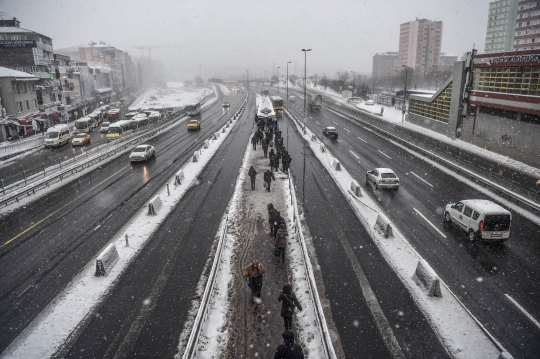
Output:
[216, 83, 230, 96]
[129, 86, 214, 111]
[1, 100, 244, 359]
[285, 109, 501, 359]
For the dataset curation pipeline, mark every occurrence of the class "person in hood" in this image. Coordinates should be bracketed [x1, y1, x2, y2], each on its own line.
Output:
[248, 166, 257, 190]
[273, 211, 286, 237]
[243, 261, 266, 303]
[278, 284, 303, 331]
[264, 169, 275, 192]
[268, 203, 279, 236]
[262, 138, 269, 158]
[274, 330, 304, 359]
[251, 135, 257, 150]
[275, 223, 288, 263]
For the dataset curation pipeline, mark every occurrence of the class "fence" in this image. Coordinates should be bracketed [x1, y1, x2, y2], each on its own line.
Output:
[0, 135, 45, 158]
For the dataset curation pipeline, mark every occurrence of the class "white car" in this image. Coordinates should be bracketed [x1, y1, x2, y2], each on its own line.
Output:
[365, 100, 374, 105]
[100, 122, 110, 133]
[366, 168, 400, 190]
[130, 144, 155, 162]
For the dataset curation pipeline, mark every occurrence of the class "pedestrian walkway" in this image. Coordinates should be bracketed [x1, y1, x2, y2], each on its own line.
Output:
[225, 131, 299, 358]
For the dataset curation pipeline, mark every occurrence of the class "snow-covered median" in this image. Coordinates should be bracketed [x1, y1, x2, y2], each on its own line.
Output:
[0, 100, 246, 359]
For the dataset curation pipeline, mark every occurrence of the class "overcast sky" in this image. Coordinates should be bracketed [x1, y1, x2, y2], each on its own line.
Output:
[2, 0, 491, 80]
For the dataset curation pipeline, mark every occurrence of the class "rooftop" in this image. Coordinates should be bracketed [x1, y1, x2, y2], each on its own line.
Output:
[0, 66, 38, 79]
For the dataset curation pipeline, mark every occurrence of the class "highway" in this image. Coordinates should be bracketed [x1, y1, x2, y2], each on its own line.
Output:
[0, 88, 244, 354]
[285, 87, 540, 358]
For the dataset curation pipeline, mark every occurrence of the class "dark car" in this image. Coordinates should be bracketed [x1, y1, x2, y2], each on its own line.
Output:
[323, 126, 338, 139]
[223, 102, 230, 108]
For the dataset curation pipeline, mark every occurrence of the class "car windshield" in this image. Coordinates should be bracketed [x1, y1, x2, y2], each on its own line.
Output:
[108, 127, 122, 134]
[74, 134, 85, 138]
[75, 122, 89, 129]
[133, 147, 146, 152]
[102, 123, 110, 127]
[189, 120, 198, 124]
[45, 132, 59, 139]
[381, 173, 396, 178]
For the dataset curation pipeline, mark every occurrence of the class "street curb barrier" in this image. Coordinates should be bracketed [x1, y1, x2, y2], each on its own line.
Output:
[320, 144, 326, 152]
[175, 170, 185, 185]
[222, 127, 226, 133]
[192, 151, 200, 162]
[412, 260, 442, 297]
[350, 180, 361, 197]
[94, 243, 119, 277]
[311, 134, 317, 141]
[203, 140, 210, 149]
[226, 122, 230, 128]
[213, 132, 220, 140]
[148, 195, 162, 216]
[374, 214, 393, 238]
[498, 352, 514, 359]
[332, 158, 341, 171]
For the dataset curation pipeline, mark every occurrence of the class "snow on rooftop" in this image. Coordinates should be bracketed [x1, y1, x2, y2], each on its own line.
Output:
[0, 26, 35, 33]
[0, 67, 38, 79]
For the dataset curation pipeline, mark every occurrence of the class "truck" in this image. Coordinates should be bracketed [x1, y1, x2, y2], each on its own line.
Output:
[308, 94, 322, 111]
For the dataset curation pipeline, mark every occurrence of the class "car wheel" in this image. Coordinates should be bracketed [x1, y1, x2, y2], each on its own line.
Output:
[375, 183, 379, 190]
[468, 230, 476, 242]
[444, 212, 451, 222]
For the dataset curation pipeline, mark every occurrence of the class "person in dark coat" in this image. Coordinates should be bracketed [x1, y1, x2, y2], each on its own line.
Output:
[282, 150, 292, 173]
[274, 330, 304, 359]
[269, 148, 275, 159]
[268, 203, 278, 236]
[266, 130, 273, 144]
[248, 166, 257, 190]
[243, 261, 266, 303]
[275, 224, 288, 263]
[251, 135, 257, 150]
[262, 138, 269, 158]
[273, 211, 286, 237]
[264, 169, 275, 192]
[278, 283, 302, 331]
[270, 153, 280, 172]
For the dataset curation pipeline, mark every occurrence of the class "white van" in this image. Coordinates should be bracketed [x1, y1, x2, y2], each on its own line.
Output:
[44, 124, 71, 148]
[100, 122, 111, 133]
[444, 199, 512, 243]
[289, 95, 296, 102]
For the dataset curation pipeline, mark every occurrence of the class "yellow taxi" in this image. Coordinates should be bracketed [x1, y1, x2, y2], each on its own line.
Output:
[187, 119, 201, 131]
[71, 133, 91, 146]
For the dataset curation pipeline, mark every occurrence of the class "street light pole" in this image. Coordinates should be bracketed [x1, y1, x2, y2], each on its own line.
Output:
[302, 49, 311, 131]
[246, 70, 249, 92]
[286, 61, 291, 101]
[264, 71, 267, 87]
[277, 66, 280, 96]
[302, 48, 311, 206]
[401, 65, 411, 123]
[351, 71, 355, 97]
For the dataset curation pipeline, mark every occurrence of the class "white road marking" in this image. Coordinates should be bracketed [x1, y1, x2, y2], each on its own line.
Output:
[349, 150, 360, 159]
[505, 294, 540, 330]
[332, 121, 338, 125]
[413, 208, 447, 238]
[357, 136, 367, 143]
[315, 121, 320, 125]
[409, 171, 434, 188]
[377, 150, 392, 159]
[344, 128, 350, 132]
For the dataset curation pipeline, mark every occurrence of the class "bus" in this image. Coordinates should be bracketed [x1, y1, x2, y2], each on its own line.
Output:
[256, 95, 276, 122]
[133, 116, 149, 130]
[107, 108, 121, 123]
[74, 117, 94, 133]
[270, 96, 284, 111]
[186, 102, 202, 116]
[106, 120, 135, 141]
[124, 111, 139, 121]
[88, 112, 101, 128]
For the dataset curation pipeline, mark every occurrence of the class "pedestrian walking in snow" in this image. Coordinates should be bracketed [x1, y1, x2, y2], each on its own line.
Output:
[273, 211, 286, 237]
[274, 224, 288, 263]
[274, 330, 304, 359]
[243, 261, 266, 303]
[251, 135, 257, 150]
[270, 153, 280, 172]
[262, 139, 269, 158]
[268, 203, 279, 236]
[264, 169, 275, 192]
[278, 283, 303, 331]
[248, 166, 257, 190]
[282, 150, 292, 173]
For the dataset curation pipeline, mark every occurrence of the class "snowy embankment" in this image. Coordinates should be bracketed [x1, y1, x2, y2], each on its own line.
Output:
[1, 98, 245, 359]
[181, 128, 334, 358]
[285, 109, 502, 359]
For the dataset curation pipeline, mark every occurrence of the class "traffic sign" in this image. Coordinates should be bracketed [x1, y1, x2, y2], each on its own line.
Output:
[402, 110, 406, 114]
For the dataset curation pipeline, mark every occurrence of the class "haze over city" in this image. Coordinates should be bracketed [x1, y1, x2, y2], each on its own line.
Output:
[1, 0, 492, 79]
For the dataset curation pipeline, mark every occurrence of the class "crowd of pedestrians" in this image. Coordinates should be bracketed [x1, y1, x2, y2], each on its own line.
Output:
[243, 112, 305, 358]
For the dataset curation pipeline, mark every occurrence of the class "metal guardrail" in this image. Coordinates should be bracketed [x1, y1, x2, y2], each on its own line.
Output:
[0, 135, 45, 157]
[324, 104, 540, 214]
[0, 116, 186, 207]
[287, 172, 337, 359]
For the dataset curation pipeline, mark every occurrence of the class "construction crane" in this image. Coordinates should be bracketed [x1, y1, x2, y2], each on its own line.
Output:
[132, 44, 183, 58]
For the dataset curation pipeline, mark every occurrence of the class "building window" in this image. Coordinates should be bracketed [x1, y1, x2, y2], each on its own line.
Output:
[473, 66, 540, 96]
[17, 102, 23, 113]
[24, 100, 30, 110]
[22, 83, 27, 93]
[32, 99, 37, 109]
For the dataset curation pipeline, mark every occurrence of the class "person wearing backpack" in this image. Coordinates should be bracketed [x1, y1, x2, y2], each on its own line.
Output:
[274, 224, 288, 263]
[274, 330, 304, 359]
[278, 283, 303, 331]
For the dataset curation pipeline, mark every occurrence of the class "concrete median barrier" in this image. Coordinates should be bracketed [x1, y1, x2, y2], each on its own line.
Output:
[148, 195, 163, 216]
[332, 158, 341, 171]
[320, 144, 326, 152]
[95, 243, 119, 277]
[350, 180, 361, 197]
[374, 214, 393, 238]
[175, 170, 184, 185]
[193, 151, 200, 162]
[213, 132, 220, 140]
[203, 139, 210, 149]
[311, 134, 317, 141]
[412, 260, 442, 297]
[222, 127, 226, 133]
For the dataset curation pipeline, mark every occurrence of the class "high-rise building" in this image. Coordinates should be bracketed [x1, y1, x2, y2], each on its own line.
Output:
[513, 0, 540, 51]
[484, 0, 518, 53]
[439, 53, 458, 72]
[398, 18, 443, 74]
[372, 52, 399, 81]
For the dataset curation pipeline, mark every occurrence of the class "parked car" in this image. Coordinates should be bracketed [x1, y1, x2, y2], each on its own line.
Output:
[444, 199, 512, 242]
[366, 100, 374, 105]
[187, 119, 201, 131]
[366, 168, 400, 190]
[129, 144, 155, 162]
[71, 133, 91, 146]
[223, 102, 230, 108]
[322, 126, 338, 139]
[100, 122, 110, 133]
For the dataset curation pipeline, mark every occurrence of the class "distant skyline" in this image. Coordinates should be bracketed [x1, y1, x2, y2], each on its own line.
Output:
[1, 0, 493, 80]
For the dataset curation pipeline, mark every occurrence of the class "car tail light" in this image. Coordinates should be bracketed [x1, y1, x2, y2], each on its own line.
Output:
[395, 179, 400, 183]
[379, 180, 384, 183]
[509, 220, 512, 231]
[478, 220, 483, 232]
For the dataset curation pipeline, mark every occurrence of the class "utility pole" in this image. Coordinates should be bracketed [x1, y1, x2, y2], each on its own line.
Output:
[277, 66, 280, 96]
[401, 65, 412, 122]
[246, 70, 249, 92]
[286, 61, 291, 101]
[302, 48, 312, 206]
